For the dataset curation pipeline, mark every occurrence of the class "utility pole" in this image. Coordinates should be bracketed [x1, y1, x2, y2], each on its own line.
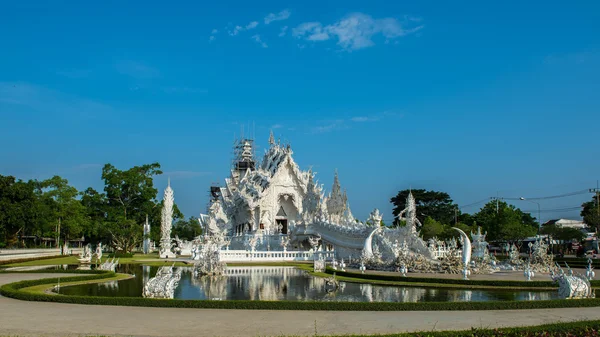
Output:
[454, 207, 458, 225]
[591, 182, 600, 218]
[56, 218, 61, 249]
[491, 193, 504, 214]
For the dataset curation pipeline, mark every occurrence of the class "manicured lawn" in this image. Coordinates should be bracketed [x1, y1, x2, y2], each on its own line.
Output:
[3, 253, 171, 267]
[21, 273, 133, 294]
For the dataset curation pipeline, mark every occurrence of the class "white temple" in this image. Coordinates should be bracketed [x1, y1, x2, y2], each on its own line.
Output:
[196, 132, 434, 262]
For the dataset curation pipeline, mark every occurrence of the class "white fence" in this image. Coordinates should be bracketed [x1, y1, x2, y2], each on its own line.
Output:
[219, 250, 335, 262]
[431, 247, 462, 259]
[0, 248, 83, 262]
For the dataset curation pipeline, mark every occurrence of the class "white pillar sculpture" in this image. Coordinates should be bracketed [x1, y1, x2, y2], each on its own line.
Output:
[159, 179, 176, 258]
[143, 214, 151, 254]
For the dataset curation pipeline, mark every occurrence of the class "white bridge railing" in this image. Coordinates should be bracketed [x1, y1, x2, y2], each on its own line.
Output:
[219, 250, 335, 262]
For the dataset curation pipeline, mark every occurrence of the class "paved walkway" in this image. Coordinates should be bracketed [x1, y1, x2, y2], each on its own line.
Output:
[1, 273, 600, 337]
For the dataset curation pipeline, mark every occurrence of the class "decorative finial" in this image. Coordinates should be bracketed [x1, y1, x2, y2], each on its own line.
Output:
[269, 130, 275, 145]
[168, 177, 171, 187]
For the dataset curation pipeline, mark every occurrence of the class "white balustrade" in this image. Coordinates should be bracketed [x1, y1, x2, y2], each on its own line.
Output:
[218, 249, 335, 262]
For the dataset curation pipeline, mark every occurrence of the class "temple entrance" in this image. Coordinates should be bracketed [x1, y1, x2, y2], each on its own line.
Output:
[276, 219, 288, 234]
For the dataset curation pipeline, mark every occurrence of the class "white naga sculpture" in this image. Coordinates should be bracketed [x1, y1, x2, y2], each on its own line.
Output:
[551, 263, 595, 299]
[159, 179, 176, 259]
[98, 257, 119, 272]
[143, 264, 182, 299]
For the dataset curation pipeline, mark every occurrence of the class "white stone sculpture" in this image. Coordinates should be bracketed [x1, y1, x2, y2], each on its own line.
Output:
[98, 257, 119, 272]
[313, 254, 325, 272]
[143, 264, 182, 299]
[160, 180, 176, 259]
[470, 227, 489, 260]
[78, 244, 92, 264]
[143, 214, 151, 254]
[61, 242, 69, 256]
[280, 236, 290, 252]
[194, 233, 228, 276]
[551, 264, 595, 299]
[587, 258, 595, 280]
[524, 262, 535, 281]
[453, 227, 471, 280]
[94, 243, 103, 262]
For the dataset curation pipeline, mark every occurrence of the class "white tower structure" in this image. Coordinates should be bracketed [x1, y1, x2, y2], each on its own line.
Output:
[159, 179, 176, 258]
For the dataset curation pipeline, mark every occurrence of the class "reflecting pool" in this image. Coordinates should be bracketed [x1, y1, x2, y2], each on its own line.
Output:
[55, 265, 563, 302]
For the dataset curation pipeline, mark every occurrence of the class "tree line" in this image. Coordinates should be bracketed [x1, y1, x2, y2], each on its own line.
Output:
[390, 189, 591, 243]
[0, 163, 201, 250]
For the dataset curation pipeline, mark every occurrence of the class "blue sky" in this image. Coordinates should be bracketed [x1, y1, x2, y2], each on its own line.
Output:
[1, 1, 599, 224]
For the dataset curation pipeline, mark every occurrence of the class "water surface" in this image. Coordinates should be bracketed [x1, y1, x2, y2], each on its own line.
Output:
[55, 265, 561, 302]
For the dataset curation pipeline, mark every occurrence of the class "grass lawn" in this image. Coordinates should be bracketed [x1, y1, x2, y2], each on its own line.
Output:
[21, 273, 133, 295]
[3, 253, 177, 267]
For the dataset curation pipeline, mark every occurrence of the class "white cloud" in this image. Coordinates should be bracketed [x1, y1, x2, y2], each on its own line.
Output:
[246, 21, 259, 30]
[264, 9, 291, 24]
[351, 116, 376, 122]
[228, 21, 259, 36]
[311, 112, 402, 133]
[271, 124, 283, 129]
[209, 35, 216, 41]
[211, 28, 219, 34]
[293, 12, 423, 51]
[292, 22, 329, 41]
[311, 119, 346, 134]
[251, 34, 268, 48]
[278, 26, 288, 37]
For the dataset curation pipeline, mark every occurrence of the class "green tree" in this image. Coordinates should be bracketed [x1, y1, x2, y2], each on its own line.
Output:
[0, 175, 39, 247]
[581, 194, 600, 231]
[172, 216, 202, 241]
[39, 176, 89, 245]
[420, 216, 445, 240]
[473, 200, 537, 241]
[100, 163, 163, 253]
[390, 189, 458, 226]
[541, 224, 586, 242]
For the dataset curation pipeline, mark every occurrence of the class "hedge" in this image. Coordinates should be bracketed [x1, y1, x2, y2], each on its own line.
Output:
[0, 254, 64, 266]
[325, 268, 600, 288]
[364, 320, 600, 337]
[3, 272, 600, 311]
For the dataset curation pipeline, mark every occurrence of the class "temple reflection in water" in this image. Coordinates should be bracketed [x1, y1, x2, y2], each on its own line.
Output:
[135, 266, 558, 302]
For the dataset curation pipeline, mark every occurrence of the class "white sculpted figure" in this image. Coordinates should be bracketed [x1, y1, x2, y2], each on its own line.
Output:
[551, 264, 594, 299]
[453, 227, 472, 280]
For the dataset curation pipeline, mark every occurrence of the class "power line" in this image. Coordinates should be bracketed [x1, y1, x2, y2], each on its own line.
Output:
[458, 198, 490, 210]
[503, 189, 591, 201]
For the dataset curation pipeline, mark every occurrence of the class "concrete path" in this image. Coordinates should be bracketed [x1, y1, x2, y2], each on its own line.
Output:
[1, 273, 600, 337]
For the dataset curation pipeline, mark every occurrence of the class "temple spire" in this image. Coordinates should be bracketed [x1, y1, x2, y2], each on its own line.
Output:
[269, 130, 275, 145]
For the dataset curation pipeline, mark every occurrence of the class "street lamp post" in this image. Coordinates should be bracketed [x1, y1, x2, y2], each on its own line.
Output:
[520, 197, 541, 235]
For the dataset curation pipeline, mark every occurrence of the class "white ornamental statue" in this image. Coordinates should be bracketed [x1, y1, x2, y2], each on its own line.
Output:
[159, 179, 176, 259]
